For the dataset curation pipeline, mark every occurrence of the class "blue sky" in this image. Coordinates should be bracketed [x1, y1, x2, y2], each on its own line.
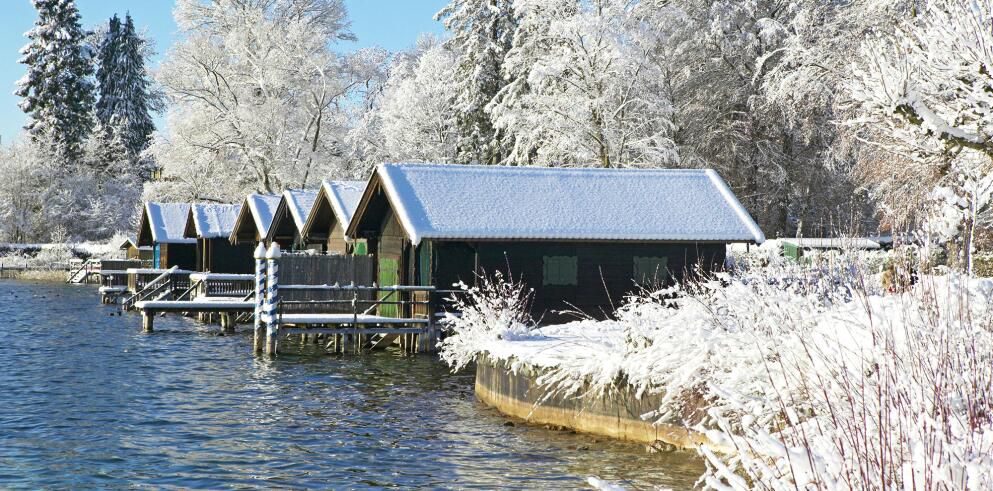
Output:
[0, 0, 447, 145]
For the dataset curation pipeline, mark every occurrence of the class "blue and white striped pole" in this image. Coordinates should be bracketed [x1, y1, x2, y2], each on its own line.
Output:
[264, 243, 281, 356]
[253, 243, 267, 354]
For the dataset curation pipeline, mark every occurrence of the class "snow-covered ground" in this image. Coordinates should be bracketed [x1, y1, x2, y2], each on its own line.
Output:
[0, 233, 131, 267]
[439, 256, 993, 489]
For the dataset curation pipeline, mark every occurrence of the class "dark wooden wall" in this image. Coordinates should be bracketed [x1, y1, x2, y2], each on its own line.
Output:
[100, 259, 144, 270]
[163, 243, 197, 270]
[430, 240, 726, 324]
[203, 239, 255, 273]
[269, 205, 307, 250]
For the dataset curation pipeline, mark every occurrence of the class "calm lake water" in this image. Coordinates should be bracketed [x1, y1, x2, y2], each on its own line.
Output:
[0, 280, 703, 490]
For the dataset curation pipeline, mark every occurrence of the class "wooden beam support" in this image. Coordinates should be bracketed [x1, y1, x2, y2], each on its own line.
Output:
[141, 310, 155, 333]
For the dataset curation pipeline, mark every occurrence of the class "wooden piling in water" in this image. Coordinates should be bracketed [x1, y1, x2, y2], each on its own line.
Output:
[253, 244, 267, 354]
[141, 310, 154, 333]
[220, 313, 235, 334]
[264, 243, 281, 356]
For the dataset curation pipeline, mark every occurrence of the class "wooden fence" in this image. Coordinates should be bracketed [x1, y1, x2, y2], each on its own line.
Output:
[279, 254, 376, 314]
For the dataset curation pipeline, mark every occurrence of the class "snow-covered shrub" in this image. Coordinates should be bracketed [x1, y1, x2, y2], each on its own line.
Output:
[438, 253, 993, 488]
[28, 226, 75, 268]
[438, 271, 538, 372]
[699, 274, 993, 490]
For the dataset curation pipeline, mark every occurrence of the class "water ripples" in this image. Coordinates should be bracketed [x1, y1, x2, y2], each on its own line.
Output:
[0, 280, 703, 489]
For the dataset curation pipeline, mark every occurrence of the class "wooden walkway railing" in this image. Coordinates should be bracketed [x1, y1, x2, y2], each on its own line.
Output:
[122, 267, 193, 310]
[253, 244, 444, 356]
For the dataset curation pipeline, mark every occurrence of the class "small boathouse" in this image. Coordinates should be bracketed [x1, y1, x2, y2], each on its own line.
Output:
[301, 180, 367, 255]
[137, 202, 197, 270]
[265, 189, 319, 250]
[229, 194, 281, 246]
[184, 203, 254, 273]
[346, 163, 765, 321]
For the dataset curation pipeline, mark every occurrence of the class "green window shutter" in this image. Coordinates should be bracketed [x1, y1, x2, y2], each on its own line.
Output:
[634, 256, 669, 285]
[543, 256, 577, 286]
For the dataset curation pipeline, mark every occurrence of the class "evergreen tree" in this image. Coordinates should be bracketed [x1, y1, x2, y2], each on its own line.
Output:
[435, 0, 516, 165]
[95, 13, 156, 159]
[16, 0, 95, 163]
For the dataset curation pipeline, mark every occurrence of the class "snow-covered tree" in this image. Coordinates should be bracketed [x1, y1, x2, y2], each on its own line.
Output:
[359, 36, 458, 164]
[16, 0, 95, 164]
[851, 0, 993, 269]
[151, 0, 382, 201]
[627, 0, 877, 236]
[0, 141, 52, 242]
[435, 0, 516, 165]
[95, 14, 158, 161]
[0, 133, 138, 243]
[490, 0, 677, 168]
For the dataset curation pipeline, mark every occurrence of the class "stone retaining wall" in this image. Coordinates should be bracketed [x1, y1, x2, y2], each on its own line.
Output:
[475, 354, 727, 452]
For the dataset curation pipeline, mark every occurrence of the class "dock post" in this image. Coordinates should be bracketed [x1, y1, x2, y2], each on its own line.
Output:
[428, 291, 438, 352]
[141, 310, 154, 333]
[253, 244, 267, 353]
[264, 243, 281, 356]
[220, 313, 235, 334]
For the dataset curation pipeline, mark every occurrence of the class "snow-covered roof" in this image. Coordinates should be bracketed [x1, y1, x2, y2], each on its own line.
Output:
[144, 203, 196, 244]
[323, 180, 366, 228]
[118, 237, 138, 250]
[189, 204, 242, 239]
[282, 189, 318, 232]
[357, 163, 765, 245]
[247, 194, 281, 237]
[780, 238, 881, 250]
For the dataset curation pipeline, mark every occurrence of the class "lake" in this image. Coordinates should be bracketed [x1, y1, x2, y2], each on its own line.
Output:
[0, 280, 703, 489]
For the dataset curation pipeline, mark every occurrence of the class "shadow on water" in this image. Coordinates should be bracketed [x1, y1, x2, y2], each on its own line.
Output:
[0, 280, 705, 490]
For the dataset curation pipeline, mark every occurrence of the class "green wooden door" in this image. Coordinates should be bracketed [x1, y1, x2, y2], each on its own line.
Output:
[378, 257, 400, 317]
[784, 242, 800, 261]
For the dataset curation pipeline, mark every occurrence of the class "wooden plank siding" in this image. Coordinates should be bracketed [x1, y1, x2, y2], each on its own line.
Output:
[279, 254, 376, 314]
[196, 238, 255, 273]
[158, 243, 197, 270]
[299, 183, 367, 255]
[429, 240, 726, 323]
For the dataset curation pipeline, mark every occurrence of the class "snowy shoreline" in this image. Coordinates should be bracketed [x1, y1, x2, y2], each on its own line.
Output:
[439, 261, 993, 489]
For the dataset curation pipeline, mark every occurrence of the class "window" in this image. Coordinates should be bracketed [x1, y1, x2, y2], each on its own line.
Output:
[543, 256, 578, 286]
[634, 256, 669, 285]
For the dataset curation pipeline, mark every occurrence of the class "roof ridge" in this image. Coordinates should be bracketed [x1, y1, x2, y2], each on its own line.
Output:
[379, 162, 712, 174]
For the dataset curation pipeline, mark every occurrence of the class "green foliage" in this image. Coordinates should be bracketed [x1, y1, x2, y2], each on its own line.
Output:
[95, 13, 157, 159]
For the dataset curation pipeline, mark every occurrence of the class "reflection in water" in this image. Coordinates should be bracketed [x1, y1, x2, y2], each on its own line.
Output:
[0, 280, 704, 489]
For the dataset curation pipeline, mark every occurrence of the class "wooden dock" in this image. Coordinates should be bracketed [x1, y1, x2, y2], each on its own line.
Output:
[273, 284, 440, 354]
[250, 245, 446, 356]
[121, 244, 455, 357]
[132, 272, 254, 333]
[68, 259, 147, 285]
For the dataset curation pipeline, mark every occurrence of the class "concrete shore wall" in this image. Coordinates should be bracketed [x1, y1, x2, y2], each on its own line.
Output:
[475, 354, 724, 451]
